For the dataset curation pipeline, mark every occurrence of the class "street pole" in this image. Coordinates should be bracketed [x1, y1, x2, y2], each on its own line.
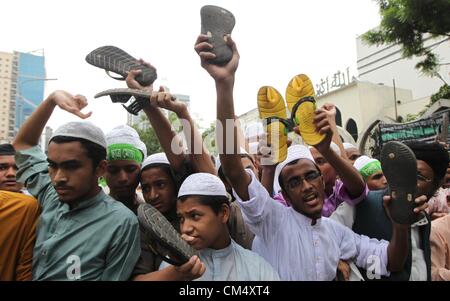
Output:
[393, 79, 398, 122]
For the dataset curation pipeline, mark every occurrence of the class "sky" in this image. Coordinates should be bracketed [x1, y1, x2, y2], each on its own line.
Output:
[1, 0, 381, 133]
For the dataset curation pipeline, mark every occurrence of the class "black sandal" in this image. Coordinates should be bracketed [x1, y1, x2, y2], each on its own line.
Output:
[200, 5, 235, 65]
[137, 203, 197, 266]
[85, 46, 157, 86]
[381, 141, 420, 225]
[94, 88, 175, 115]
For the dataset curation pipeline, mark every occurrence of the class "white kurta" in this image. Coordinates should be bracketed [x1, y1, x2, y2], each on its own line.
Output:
[330, 202, 428, 281]
[160, 239, 280, 281]
[234, 170, 390, 281]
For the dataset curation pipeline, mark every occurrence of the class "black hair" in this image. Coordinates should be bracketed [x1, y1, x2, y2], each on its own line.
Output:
[0, 143, 15, 156]
[141, 163, 180, 193]
[178, 194, 230, 215]
[49, 136, 106, 169]
[217, 166, 227, 183]
[405, 141, 449, 188]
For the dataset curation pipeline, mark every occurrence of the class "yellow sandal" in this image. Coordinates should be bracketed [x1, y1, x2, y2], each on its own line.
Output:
[285, 74, 325, 146]
[257, 86, 290, 163]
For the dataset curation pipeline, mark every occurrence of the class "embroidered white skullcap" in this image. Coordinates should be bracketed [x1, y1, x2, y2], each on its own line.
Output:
[343, 142, 357, 150]
[141, 152, 170, 170]
[273, 145, 316, 194]
[50, 121, 107, 149]
[106, 125, 147, 158]
[178, 173, 228, 198]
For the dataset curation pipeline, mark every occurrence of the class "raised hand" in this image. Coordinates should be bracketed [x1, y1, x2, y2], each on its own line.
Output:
[383, 194, 428, 226]
[150, 86, 186, 115]
[194, 34, 239, 83]
[321, 103, 337, 126]
[125, 59, 155, 92]
[50, 90, 92, 119]
[173, 255, 206, 281]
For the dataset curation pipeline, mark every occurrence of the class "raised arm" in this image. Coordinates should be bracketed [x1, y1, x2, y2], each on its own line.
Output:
[194, 34, 251, 200]
[147, 87, 215, 175]
[125, 68, 185, 172]
[322, 103, 348, 160]
[307, 109, 365, 198]
[384, 195, 428, 272]
[13, 91, 91, 151]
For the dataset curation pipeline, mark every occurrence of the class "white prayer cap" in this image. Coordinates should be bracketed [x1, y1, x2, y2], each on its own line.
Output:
[353, 155, 377, 170]
[141, 152, 170, 170]
[343, 142, 357, 150]
[178, 173, 228, 198]
[273, 145, 316, 193]
[353, 155, 382, 180]
[50, 121, 107, 149]
[106, 125, 147, 158]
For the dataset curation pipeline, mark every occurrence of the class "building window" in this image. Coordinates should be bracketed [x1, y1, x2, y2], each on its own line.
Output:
[346, 118, 358, 142]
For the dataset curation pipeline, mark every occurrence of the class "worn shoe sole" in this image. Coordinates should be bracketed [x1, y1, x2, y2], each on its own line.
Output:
[86, 46, 157, 86]
[137, 203, 197, 266]
[381, 141, 419, 225]
[286, 74, 325, 146]
[200, 5, 235, 65]
[257, 86, 289, 164]
[95, 88, 175, 115]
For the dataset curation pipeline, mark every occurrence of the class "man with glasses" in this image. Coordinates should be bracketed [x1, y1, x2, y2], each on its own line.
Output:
[195, 34, 415, 280]
[332, 141, 449, 280]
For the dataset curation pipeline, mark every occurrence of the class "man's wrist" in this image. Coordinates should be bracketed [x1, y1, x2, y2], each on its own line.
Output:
[215, 76, 235, 88]
[175, 105, 189, 118]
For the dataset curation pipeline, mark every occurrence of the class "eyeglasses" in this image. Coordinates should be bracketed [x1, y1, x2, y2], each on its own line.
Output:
[417, 173, 432, 183]
[286, 171, 321, 190]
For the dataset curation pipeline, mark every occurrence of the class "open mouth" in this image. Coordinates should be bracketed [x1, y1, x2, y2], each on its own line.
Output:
[303, 192, 319, 206]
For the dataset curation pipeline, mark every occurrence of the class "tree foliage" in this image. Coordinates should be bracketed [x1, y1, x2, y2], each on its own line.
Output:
[363, 0, 450, 75]
[431, 84, 450, 104]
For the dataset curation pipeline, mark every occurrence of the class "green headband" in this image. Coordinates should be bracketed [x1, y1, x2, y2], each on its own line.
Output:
[360, 161, 382, 181]
[107, 143, 144, 164]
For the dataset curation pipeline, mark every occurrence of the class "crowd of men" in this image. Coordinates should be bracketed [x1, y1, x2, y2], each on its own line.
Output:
[1, 34, 449, 281]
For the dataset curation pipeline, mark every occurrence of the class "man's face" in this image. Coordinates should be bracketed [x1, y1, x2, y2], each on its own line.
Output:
[104, 160, 140, 200]
[281, 159, 326, 220]
[416, 160, 437, 198]
[310, 148, 336, 192]
[0, 155, 22, 192]
[47, 141, 103, 204]
[177, 197, 228, 250]
[346, 148, 361, 164]
[366, 171, 387, 191]
[140, 166, 177, 214]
